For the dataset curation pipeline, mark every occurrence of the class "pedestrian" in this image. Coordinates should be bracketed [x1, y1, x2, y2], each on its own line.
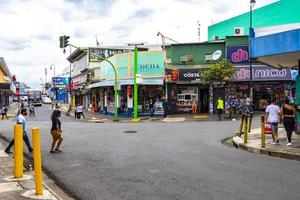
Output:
[29, 104, 35, 117]
[149, 99, 155, 117]
[281, 98, 296, 146]
[1, 105, 8, 120]
[74, 104, 78, 120]
[265, 99, 281, 144]
[162, 96, 169, 118]
[191, 97, 198, 115]
[216, 97, 224, 121]
[5, 108, 33, 154]
[243, 98, 252, 114]
[50, 110, 63, 153]
[76, 104, 85, 119]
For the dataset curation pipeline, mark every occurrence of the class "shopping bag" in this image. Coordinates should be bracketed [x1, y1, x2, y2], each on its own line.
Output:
[264, 123, 272, 134]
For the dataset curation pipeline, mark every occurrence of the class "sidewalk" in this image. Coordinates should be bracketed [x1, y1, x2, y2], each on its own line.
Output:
[232, 126, 300, 161]
[0, 141, 72, 200]
[59, 104, 242, 123]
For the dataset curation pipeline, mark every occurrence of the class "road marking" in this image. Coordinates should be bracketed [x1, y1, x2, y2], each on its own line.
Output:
[163, 117, 185, 122]
[193, 115, 208, 119]
[0, 182, 22, 193]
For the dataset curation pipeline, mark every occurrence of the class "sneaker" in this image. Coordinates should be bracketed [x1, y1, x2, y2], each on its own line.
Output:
[287, 143, 292, 146]
[272, 142, 276, 145]
[276, 139, 280, 144]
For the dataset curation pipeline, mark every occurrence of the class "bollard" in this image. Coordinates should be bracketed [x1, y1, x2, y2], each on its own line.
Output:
[261, 116, 265, 148]
[239, 114, 245, 136]
[32, 127, 43, 195]
[14, 124, 23, 178]
[248, 113, 253, 133]
[244, 115, 248, 143]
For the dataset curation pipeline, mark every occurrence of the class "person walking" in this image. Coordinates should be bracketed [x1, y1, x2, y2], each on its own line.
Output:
[265, 99, 281, 144]
[5, 108, 33, 154]
[281, 98, 296, 146]
[162, 96, 169, 118]
[149, 99, 155, 118]
[191, 97, 198, 115]
[50, 110, 63, 153]
[29, 104, 35, 117]
[216, 97, 224, 121]
[1, 105, 8, 120]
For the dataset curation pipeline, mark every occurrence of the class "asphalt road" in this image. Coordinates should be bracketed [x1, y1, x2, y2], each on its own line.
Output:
[1, 105, 300, 200]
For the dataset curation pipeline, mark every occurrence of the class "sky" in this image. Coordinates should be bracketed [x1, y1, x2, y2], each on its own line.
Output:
[0, 0, 277, 89]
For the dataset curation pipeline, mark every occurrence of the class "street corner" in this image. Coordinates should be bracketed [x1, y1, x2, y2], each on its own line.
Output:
[231, 130, 300, 161]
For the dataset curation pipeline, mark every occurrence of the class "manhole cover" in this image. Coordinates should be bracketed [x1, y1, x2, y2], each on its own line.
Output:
[124, 130, 138, 133]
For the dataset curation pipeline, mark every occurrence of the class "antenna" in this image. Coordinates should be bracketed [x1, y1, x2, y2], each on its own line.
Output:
[197, 20, 201, 42]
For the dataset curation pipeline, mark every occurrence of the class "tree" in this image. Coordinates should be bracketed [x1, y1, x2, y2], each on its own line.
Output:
[202, 59, 235, 83]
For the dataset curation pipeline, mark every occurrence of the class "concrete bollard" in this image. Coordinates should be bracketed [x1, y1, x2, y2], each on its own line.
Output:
[244, 115, 248, 144]
[261, 116, 265, 148]
[14, 124, 23, 178]
[32, 127, 43, 195]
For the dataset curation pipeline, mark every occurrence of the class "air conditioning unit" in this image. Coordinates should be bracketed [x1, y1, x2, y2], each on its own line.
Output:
[212, 35, 219, 41]
[234, 27, 244, 36]
[166, 58, 172, 64]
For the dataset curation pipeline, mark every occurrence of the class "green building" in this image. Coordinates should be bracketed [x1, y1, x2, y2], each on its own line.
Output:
[208, 0, 300, 40]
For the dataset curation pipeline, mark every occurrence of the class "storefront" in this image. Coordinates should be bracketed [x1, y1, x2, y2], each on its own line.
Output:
[230, 65, 293, 110]
[89, 51, 165, 116]
[166, 68, 209, 114]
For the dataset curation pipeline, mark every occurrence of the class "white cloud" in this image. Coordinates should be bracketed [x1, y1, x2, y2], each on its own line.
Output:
[0, 0, 277, 89]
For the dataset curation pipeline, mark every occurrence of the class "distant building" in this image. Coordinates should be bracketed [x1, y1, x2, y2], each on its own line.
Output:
[0, 57, 15, 106]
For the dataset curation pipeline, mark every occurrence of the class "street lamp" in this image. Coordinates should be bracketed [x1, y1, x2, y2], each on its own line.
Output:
[128, 43, 144, 122]
[249, 0, 256, 109]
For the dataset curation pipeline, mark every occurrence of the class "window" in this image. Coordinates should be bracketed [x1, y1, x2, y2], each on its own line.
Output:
[180, 54, 193, 64]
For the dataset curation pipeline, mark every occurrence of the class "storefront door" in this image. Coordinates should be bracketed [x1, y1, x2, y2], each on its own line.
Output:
[199, 89, 209, 113]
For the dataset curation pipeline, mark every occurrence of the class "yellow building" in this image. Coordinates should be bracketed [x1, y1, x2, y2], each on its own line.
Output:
[0, 57, 15, 106]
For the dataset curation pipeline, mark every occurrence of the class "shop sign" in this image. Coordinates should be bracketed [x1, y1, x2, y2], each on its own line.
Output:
[227, 46, 249, 64]
[232, 65, 292, 81]
[52, 77, 69, 88]
[89, 48, 131, 62]
[166, 68, 204, 82]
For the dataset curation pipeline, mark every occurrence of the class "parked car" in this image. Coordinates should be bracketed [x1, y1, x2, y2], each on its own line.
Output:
[42, 97, 52, 104]
[20, 96, 28, 101]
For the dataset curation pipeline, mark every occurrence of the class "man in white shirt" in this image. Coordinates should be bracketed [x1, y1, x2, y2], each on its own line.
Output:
[265, 100, 281, 144]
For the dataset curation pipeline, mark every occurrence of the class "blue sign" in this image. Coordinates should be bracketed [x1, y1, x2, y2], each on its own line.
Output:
[52, 77, 69, 88]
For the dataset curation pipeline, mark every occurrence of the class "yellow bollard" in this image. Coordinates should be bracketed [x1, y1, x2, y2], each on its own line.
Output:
[244, 115, 248, 143]
[248, 113, 253, 133]
[14, 124, 23, 178]
[261, 116, 265, 148]
[239, 114, 245, 137]
[32, 127, 43, 195]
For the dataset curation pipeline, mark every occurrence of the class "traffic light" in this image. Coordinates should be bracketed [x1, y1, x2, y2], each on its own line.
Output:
[59, 35, 70, 48]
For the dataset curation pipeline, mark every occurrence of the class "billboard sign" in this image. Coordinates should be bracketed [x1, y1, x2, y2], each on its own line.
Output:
[227, 46, 249, 64]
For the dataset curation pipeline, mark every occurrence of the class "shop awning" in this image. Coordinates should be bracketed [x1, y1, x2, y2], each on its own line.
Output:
[251, 27, 300, 68]
[89, 77, 164, 89]
[0, 82, 16, 94]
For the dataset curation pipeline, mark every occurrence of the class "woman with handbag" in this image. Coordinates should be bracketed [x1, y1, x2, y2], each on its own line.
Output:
[281, 98, 296, 146]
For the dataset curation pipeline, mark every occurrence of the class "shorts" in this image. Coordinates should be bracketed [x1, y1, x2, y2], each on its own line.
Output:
[51, 130, 63, 140]
[270, 122, 278, 133]
[192, 104, 198, 111]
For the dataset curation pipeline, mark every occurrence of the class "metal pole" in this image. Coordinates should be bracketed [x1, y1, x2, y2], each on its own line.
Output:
[133, 47, 138, 121]
[249, 5, 253, 105]
[261, 115, 265, 148]
[69, 47, 72, 106]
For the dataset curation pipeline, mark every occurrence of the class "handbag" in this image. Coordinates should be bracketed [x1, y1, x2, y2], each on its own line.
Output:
[264, 123, 272, 135]
[294, 122, 300, 134]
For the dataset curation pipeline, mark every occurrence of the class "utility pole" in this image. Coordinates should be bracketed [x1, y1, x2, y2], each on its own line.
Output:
[128, 43, 144, 122]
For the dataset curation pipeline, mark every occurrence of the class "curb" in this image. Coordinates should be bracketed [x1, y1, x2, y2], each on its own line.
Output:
[232, 136, 300, 161]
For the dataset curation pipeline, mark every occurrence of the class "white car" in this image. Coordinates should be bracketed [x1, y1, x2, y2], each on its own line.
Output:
[20, 96, 28, 101]
[42, 97, 52, 104]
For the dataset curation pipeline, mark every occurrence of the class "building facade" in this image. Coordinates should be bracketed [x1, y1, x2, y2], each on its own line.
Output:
[0, 57, 15, 107]
[208, 0, 300, 40]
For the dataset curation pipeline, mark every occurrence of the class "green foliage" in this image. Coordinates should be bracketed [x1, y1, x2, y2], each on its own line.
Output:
[202, 59, 235, 82]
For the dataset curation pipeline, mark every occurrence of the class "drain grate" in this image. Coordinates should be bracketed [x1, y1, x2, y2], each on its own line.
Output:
[124, 130, 138, 133]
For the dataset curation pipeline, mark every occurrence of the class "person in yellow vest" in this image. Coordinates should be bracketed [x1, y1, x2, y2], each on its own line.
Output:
[216, 97, 224, 121]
